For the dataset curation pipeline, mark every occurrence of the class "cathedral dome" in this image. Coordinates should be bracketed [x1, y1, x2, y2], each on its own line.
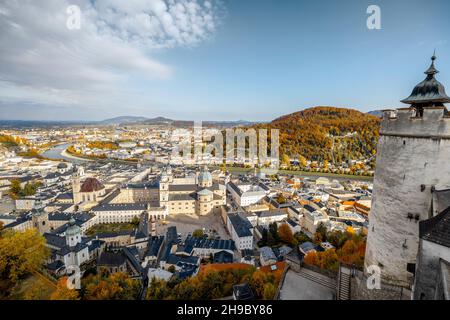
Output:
[80, 177, 104, 193]
[401, 54, 450, 106]
[198, 165, 212, 184]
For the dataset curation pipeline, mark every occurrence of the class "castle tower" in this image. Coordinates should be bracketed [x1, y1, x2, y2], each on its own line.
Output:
[365, 54, 450, 287]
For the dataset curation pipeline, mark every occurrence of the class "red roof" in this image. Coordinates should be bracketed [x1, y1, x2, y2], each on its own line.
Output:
[80, 177, 104, 193]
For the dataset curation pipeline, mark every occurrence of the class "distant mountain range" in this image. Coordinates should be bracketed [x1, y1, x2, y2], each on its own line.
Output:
[99, 116, 149, 125]
[0, 116, 256, 128]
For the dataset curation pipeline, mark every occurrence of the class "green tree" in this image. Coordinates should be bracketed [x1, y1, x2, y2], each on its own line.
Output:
[316, 222, 328, 242]
[294, 232, 311, 245]
[9, 179, 22, 198]
[192, 229, 204, 238]
[130, 216, 140, 227]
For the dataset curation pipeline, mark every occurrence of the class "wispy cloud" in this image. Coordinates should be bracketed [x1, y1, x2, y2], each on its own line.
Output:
[0, 0, 223, 116]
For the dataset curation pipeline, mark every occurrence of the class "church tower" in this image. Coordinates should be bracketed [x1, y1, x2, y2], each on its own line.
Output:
[72, 166, 84, 205]
[365, 54, 450, 287]
[150, 215, 157, 237]
[159, 165, 171, 206]
[31, 200, 50, 235]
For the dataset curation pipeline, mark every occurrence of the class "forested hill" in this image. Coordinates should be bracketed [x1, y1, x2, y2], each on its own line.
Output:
[253, 106, 381, 163]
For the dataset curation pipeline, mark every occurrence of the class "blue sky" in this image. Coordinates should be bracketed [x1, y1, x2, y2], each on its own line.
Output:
[0, 0, 449, 121]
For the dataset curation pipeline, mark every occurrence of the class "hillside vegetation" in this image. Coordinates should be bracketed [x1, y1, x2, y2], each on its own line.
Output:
[253, 106, 380, 164]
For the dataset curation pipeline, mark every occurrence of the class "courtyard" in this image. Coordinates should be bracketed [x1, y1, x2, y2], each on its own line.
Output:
[279, 269, 336, 300]
[155, 211, 230, 240]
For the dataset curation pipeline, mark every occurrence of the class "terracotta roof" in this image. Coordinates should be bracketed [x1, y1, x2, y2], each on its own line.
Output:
[420, 206, 450, 248]
[80, 177, 104, 193]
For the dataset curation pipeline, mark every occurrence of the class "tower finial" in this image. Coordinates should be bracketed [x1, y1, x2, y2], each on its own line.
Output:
[425, 51, 438, 76]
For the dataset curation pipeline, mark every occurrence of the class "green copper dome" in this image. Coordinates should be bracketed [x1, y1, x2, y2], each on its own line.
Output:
[65, 218, 80, 236]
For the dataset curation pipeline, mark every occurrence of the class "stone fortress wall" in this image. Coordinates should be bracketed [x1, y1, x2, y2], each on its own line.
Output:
[365, 106, 450, 287]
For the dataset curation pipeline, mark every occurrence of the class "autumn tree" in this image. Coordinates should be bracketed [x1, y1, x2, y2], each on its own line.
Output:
[82, 270, 140, 300]
[313, 232, 323, 245]
[263, 283, 277, 300]
[304, 251, 318, 266]
[50, 277, 80, 300]
[281, 154, 290, 166]
[299, 155, 307, 168]
[337, 239, 366, 268]
[278, 223, 295, 245]
[23, 280, 48, 300]
[276, 194, 286, 204]
[0, 229, 49, 283]
[0, 228, 49, 298]
[315, 222, 327, 242]
[147, 278, 170, 300]
[250, 270, 275, 299]
[304, 249, 339, 271]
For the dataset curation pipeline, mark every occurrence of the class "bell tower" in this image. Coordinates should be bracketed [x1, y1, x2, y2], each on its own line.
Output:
[72, 166, 84, 205]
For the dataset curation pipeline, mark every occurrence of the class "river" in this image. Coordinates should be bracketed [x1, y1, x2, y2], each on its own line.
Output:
[42, 143, 88, 164]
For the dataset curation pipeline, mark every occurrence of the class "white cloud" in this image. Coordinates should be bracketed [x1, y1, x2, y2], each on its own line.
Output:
[0, 0, 223, 114]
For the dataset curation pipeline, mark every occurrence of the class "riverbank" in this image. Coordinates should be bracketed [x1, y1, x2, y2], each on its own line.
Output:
[61, 148, 93, 162]
[41, 143, 90, 164]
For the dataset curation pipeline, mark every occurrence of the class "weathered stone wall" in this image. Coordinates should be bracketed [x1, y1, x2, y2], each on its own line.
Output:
[413, 239, 450, 299]
[365, 107, 450, 287]
[351, 270, 411, 300]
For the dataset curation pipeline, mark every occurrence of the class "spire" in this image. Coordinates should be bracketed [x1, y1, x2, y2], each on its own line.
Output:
[401, 53, 450, 106]
[424, 51, 438, 76]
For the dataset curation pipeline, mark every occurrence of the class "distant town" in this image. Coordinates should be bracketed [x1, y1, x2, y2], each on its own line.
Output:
[0, 112, 375, 300]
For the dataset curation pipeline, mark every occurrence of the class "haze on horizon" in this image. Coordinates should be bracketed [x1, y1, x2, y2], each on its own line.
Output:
[0, 0, 449, 122]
